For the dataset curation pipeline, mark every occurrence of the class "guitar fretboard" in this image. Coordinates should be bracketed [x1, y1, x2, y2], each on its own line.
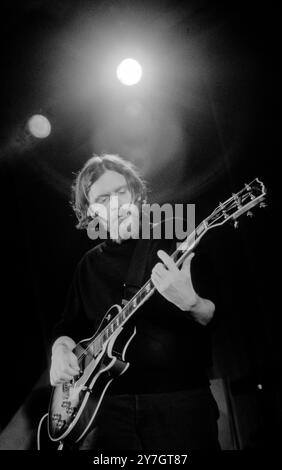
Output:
[78, 178, 266, 368]
[86, 220, 207, 358]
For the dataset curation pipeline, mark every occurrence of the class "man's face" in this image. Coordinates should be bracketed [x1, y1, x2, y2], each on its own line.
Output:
[88, 170, 139, 241]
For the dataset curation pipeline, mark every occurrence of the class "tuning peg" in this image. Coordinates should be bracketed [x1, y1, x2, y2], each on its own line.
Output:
[234, 220, 239, 229]
[247, 210, 254, 217]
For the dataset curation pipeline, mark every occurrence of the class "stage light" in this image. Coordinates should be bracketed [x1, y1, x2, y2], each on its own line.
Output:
[28, 114, 51, 138]
[116, 58, 142, 86]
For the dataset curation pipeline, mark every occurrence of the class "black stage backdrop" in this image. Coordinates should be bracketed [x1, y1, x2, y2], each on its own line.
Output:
[0, 0, 280, 448]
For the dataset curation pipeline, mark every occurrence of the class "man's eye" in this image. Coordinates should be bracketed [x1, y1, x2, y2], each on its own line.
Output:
[99, 196, 109, 203]
[118, 188, 127, 194]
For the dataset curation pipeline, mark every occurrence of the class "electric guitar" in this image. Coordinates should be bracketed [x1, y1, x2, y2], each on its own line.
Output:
[46, 178, 266, 448]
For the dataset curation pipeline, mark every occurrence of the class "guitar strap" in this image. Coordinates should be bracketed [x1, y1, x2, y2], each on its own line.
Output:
[122, 238, 151, 306]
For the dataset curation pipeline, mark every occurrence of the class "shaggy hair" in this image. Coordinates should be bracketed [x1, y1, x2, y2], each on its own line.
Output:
[71, 154, 147, 229]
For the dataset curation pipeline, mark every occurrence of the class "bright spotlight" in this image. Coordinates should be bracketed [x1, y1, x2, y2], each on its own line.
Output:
[116, 58, 142, 86]
[28, 114, 51, 138]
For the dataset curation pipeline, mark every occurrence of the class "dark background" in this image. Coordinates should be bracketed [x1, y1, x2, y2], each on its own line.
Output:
[0, 0, 279, 447]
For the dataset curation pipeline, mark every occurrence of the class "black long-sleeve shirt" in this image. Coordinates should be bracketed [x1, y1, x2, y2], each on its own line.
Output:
[52, 233, 218, 394]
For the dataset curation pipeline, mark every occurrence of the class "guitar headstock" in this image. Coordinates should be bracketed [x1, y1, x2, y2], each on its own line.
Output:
[206, 178, 267, 229]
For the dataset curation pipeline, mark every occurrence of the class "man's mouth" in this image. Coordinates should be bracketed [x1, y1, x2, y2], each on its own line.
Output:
[118, 213, 129, 221]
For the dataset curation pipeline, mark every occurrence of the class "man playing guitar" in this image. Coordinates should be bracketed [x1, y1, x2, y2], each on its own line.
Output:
[49, 153, 220, 451]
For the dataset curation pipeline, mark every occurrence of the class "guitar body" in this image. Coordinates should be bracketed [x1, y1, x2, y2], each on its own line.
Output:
[48, 305, 136, 444]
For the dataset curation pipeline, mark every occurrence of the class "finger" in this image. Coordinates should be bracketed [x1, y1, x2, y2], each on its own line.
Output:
[58, 372, 74, 382]
[157, 250, 178, 273]
[151, 270, 164, 283]
[50, 371, 62, 386]
[50, 371, 55, 386]
[152, 272, 168, 294]
[57, 357, 78, 377]
[52, 377, 70, 386]
[151, 272, 162, 290]
[69, 353, 80, 371]
[152, 263, 168, 278]
[181, 252, 195, 271]
[50, 376, 58, 386]
[62, 365, 79, 376]
[153, 262, 167, 271]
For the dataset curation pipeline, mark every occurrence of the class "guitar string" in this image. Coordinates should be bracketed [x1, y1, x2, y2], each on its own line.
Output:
[74, 230, 200, 365]
[72, 191, 249, 365]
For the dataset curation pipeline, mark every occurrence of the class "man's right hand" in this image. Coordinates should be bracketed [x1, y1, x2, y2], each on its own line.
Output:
[50, 342, 80, 386]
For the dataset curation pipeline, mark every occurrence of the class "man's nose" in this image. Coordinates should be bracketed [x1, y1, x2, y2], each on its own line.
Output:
[109, 194, 121, 211]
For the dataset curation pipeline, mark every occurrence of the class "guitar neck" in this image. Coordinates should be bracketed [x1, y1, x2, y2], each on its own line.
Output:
[88, 219, 209, 356]
[81, 178, 267, 359]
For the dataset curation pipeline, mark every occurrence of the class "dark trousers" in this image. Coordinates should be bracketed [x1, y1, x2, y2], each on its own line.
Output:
[78, 387, 220, 451]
